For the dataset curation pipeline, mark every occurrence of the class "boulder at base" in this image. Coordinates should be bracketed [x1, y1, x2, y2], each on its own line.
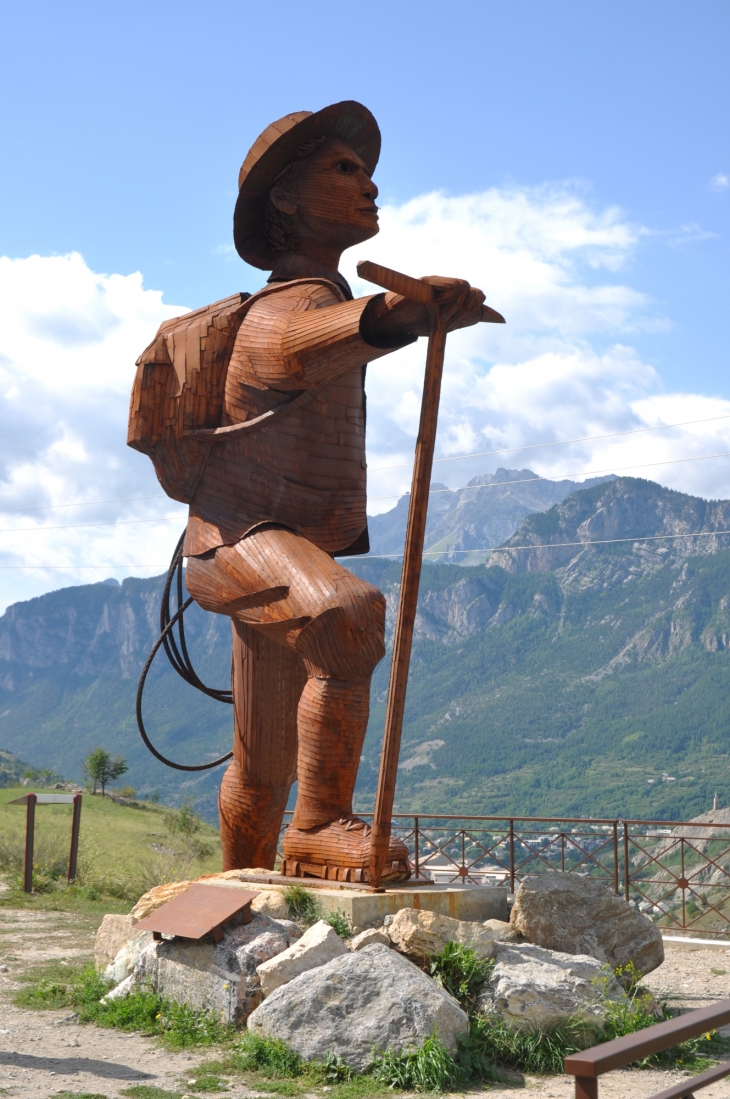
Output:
[388, 907, 500, 963]
[350, 928, 390, 951]
[478, 942, 625, 1030]
[247, 943, 468, 1072]
[110, 913, 292, 1024]
[256, 919, 347, 997]
[510, 874, 664, 974]
[104, 931, 154, 984]
[95, 914, 140, 969]
[129, 880, 192, 921]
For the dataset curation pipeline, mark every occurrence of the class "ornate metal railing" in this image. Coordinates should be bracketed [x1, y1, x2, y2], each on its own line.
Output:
[279, 812, 730, 937]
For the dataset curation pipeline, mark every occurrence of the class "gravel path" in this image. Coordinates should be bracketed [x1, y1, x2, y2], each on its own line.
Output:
[2, 903, 730, 1098]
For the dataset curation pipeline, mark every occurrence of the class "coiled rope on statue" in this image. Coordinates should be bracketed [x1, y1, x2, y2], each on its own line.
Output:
[136, 530, 233, 772]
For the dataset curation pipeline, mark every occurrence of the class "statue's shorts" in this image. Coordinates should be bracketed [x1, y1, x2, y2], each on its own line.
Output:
[185, 523, 385, 681]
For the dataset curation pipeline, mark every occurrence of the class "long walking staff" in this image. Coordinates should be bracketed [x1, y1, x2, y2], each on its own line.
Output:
[356, 260, 505, 889]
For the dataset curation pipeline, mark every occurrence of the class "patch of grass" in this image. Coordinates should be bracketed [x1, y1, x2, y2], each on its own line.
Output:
[428, 940, 492, 1014]
[196, 1036, 389, 1099]
[371, 1034, 468, 1092]
[51, 1093, 108, 1099]
[0, 785, 223, 909]
[183, 1074, 227, 1092]
[120, 1088, 184, 1099]
[14, 960, 109, 1009]
[466, 1011, 591, 1074]
[281, 884, 321, 925]
[14, 960, 232, 1049]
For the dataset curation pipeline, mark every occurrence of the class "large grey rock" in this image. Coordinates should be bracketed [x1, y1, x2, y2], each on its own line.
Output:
[256, 919, 347, 997]
[511, 873, 664, 974]
[248, 943, 468, 1071]
[110, 913, 292, 1024]
[478, 942, 624, 1030]
[388, 907, 499, 963]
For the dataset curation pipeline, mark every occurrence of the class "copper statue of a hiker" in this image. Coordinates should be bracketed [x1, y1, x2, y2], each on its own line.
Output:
[128, 100, 492, 883]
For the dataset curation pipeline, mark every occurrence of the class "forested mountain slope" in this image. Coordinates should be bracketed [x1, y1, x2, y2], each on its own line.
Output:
[1, 476, 729, 822]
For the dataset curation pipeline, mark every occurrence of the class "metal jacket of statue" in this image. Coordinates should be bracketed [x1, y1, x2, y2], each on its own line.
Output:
[127, 277, 413, 559]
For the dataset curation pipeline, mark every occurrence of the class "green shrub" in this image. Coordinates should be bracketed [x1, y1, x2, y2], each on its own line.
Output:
[467, 985, 727, 1075]
[428, 941, 492, 1014]
[371, 1034, 467, 1092]
[466, 1011, 592, 1074]
[324, 908, 352, 938]
[282, 884, 322, 925]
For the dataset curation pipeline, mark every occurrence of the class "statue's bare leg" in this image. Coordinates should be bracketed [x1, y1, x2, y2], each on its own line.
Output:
[186, 525, 410, 879]
[219, 620, 306, 871]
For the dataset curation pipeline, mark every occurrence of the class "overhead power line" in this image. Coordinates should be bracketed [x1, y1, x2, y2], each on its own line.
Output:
[370, 450, 730, 501]
[368, 413, 730, 472]
[9, 527, 730, 569]
[0, 565, 166, 570]
[0, 493, 167, 516]
[0, 515, 185, 535]
[350, 528, 730, 560]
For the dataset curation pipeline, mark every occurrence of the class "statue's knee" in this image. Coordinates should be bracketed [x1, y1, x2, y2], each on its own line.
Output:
[184, 551, 220, 612]
[296, 586, 386, 679]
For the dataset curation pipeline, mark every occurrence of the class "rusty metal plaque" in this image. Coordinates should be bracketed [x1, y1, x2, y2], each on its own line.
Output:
[134, 883, 260, 940]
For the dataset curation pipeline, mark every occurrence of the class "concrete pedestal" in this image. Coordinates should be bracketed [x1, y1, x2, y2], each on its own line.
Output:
[210, 876, 511, 927]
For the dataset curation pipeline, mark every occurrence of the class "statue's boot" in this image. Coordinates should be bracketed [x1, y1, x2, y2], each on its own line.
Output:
[281, 677, 411, 882]
[283, 815, 411, 882]
[219, 757, 290, 871]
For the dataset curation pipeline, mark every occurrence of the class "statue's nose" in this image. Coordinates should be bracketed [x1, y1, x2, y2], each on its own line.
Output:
[362, 175, 378, 201]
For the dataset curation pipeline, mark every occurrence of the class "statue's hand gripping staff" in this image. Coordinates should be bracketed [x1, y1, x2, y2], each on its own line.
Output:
[356, 260, 505, 890]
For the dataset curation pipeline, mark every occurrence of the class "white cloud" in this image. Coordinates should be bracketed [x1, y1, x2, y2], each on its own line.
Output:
[709, 173, 729, 193]
[338, 186, 730, 513]
[1, 183, 728, 610]
[0, 253, 188, 611]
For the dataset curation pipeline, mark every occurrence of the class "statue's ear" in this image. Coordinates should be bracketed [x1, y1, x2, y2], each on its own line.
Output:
[269, 186, 298, 216]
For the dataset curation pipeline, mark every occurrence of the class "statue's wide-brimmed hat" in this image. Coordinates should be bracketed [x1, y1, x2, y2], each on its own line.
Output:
[233, 100, 381, 270]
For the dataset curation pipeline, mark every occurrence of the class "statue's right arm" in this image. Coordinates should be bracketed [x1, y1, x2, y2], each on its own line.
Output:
[235, 282, 417, 391]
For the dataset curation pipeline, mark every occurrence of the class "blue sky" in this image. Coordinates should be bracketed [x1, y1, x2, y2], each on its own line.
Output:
[0, 1, 728, 608]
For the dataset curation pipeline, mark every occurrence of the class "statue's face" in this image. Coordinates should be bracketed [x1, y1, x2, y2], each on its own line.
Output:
[282, 137, 380, 253]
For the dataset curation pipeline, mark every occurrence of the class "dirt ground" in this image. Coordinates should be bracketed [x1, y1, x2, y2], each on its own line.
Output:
[1, 901, 730, 1098]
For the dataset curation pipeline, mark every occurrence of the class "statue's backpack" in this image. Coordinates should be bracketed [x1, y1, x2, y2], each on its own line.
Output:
[127, 291, 254, 503]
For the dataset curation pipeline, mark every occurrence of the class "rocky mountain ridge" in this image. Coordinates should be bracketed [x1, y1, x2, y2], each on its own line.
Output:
[367, 467, 614, 561]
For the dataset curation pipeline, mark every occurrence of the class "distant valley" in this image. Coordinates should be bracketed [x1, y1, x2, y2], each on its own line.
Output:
[2, 471, 730, 823]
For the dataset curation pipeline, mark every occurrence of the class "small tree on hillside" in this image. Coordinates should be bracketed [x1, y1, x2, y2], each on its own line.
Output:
[82, 747, 128, 797]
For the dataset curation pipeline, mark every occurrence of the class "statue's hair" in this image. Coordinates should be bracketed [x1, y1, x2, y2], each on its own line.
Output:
[264, 136, 327, 254]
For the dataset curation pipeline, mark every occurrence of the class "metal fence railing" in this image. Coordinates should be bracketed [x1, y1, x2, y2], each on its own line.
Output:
[279, 812, 730, 937]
